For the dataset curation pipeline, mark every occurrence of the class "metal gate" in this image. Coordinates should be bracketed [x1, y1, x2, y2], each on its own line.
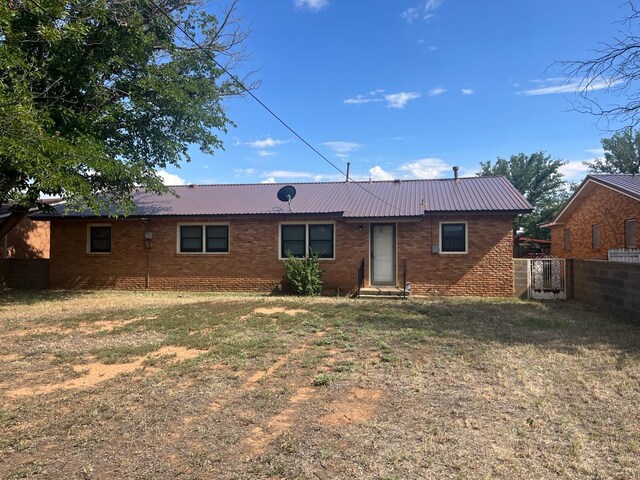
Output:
[528, 258, 566, 300]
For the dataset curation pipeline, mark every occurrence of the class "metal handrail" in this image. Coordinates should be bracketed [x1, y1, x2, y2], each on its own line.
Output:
[357, 258, 365, 297]
[402, 258, 407, 299]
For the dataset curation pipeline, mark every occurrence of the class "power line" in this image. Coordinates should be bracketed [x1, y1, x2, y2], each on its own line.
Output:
[23, 0, 407, 214]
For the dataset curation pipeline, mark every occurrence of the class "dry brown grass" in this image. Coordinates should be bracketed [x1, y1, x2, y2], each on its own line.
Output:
[0, 290, 638, 479]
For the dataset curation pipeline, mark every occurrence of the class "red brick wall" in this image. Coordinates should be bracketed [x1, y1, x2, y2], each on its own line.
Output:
[549, 184, 640, 259]
[50, 214, 515, 296]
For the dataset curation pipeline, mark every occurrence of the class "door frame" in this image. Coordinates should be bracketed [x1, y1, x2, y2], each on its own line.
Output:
[369, 223, 397, 286]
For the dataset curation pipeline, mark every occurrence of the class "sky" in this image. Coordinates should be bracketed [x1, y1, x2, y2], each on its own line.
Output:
[159, 0, 628, 186]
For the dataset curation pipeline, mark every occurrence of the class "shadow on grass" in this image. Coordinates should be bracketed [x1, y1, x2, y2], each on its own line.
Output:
[0, 289, 101, 306]
[334, 298, 640, 355]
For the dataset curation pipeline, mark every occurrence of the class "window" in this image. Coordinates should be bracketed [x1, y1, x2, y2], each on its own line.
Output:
[564, 229, 571, 251]
[178, 224, 229, 253]
[440, 222, 467, 254]
[309, 224, 334, 258]
[88, 225, 111, 253]
[592, 224, 601, 250]
[625, 219, 637, 248]
[280, 223, 334, 259]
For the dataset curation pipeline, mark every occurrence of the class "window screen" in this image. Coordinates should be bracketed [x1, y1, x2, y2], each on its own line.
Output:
[441, 223, 466, 253]
[89, 226, 111, 253]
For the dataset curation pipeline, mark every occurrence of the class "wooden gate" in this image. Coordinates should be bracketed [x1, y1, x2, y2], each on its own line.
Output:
[528, 258, 566, 300]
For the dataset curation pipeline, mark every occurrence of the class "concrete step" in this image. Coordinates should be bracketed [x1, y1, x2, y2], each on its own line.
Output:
[358, 287, 406, 298]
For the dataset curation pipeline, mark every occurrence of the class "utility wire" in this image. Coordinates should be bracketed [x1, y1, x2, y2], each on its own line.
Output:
[24, 0, 408, 214]
[144, 0, 407, 214]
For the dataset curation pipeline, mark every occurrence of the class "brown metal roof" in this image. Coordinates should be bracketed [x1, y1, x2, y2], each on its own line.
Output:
[590, 174, 640, 200]
[39, 176, 532, 219]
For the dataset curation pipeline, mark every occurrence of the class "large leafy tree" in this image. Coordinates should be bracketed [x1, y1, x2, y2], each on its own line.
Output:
[478, 152, 568, 240]
[0, 0, 252, 237]
[587, 127, 640, 174]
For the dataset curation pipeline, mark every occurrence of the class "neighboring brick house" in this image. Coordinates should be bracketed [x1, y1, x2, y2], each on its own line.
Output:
[33, 176, 532, 296]
[542, 174, 640, 259]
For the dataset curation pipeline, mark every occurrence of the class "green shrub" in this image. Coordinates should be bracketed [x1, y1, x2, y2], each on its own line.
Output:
[284, 251, 323, 296]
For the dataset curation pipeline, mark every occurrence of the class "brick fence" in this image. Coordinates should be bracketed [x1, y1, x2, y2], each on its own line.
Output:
[0, 259, 49, 289]
[568, 258, 640, 323]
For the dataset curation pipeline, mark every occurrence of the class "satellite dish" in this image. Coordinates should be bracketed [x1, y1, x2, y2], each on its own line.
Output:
[277, 185, 296, 212]
[277, 185, 296, 202]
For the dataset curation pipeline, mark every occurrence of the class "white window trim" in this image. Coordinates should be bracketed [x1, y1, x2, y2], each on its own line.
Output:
[87, 223, 112, 254]
[278, 221, 336, 261]
[439, 221, 468, 255]
[176, 222, 230, 255]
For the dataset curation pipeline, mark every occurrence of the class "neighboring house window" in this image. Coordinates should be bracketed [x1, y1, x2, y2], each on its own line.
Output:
[280, 223, 334, 259]
[178, 224, 229, 253]
[440, 222, 467, 254]
[88, 225, 111, 253]
[592, 224, 601, 250]
[564, 229, 571, 251]
[625, 219, 637, 248]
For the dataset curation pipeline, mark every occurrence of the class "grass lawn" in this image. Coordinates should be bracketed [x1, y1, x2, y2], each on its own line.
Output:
[0, 291, 638, 479]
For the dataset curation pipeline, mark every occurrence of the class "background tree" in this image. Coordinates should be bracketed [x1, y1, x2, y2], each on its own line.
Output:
[478, 152, 568, 240]
[0, 0, 254, 237]
[561, 1, 640, 129]
[586, 127, 640, 173]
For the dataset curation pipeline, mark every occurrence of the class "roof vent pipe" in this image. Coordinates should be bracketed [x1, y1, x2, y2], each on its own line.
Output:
[453, 166, 459, 180]
[345, 162, 350, 182]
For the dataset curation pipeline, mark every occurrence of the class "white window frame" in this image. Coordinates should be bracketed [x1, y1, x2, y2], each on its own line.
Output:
[87, 223, 112, 254]
[439, 221, 468, 255]
[278, 221, 336, 261]
[176, 222, 230, 255]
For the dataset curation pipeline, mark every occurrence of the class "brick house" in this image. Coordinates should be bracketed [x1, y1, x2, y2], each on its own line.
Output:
[1, 202, 53, 259]
[34, 176, 531, 296]
[542, 174, 640, 259]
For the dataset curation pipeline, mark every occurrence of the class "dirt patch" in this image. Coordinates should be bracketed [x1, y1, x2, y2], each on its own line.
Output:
[240, 307, 309, 321]
[0, 353, 20, 362]
[321, 388, 384, 426]
[5, 315, 154, 338]
[244, 386, 318, 454]
[6, 345, 206, 398]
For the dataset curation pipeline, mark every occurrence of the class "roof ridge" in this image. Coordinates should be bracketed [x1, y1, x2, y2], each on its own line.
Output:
[164, 176, 504, 188]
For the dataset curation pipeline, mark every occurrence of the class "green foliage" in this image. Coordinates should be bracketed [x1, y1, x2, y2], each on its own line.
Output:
[478, 152, 569, 239]
[284, 251, 323, 296]
[587, 127, 640, 174]
[0, 0, 250, 215]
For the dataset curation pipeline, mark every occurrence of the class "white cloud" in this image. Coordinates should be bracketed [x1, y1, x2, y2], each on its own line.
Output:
[559, 160, 590, 181]
[157, 170, 186, 185]
[517, 78, 621, 96]
[429, 87, 446, 96]
[263, 170, 314, 179]
[257, 150, 277, 157]
[461, 88, 474, 95]
[398, 157, 451, 179]
[233, 168, 257, 176]
[586, 147, 605, 156]
[323, 141, 362, 158]
[385, 91, 421, 109]
[246, 137, 288, 149]
[402, 0, 443, 23]
[428, 45, 438, 51]
[368, 166, 394, 181]
[294, 0, 328, 12]
[261, 177, 277, 184]
[344, 95, 383, 105]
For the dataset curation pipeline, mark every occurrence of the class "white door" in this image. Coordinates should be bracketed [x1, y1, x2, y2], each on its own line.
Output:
[371, 224, 395, 285]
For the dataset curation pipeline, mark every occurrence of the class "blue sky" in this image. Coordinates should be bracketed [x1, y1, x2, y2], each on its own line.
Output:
[159, 0, 626, 186]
